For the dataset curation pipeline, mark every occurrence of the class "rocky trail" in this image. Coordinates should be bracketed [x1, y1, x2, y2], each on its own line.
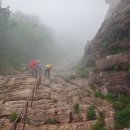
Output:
[0, 71, 117, 130]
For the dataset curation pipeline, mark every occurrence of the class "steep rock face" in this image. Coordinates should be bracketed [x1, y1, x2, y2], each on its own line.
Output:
[83, 0, 130, 97]
[0, 74, 114, 130]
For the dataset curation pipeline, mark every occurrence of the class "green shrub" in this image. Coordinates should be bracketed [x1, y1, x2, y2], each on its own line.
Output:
[95, 92, 129, 107]
[98, 111, 105, 126]
[97, 93, 130, 129]
[95, 92, 105, 99]
[128, 67, 130, 74]
[91, 111, 107, 130]
[112, 101, 124, 111]
[87, 106, 96, 120]
[91, 121, 107, 130]
[94, 92, 130, 129]
[108, 94, 129, 111]
[45, 119, 59, 124]
[74, 103, 81, 113]
[102, 93, 128, 110]
[115, 104, 130, 129]
[117, 95, 129, 109]
[94, 92, 129, 108]
[104, 93, 118, 102]
[9, 112, 18, 122]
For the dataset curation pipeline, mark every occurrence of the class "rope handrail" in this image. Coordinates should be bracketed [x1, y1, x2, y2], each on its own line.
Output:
[9, 73, 42, 130]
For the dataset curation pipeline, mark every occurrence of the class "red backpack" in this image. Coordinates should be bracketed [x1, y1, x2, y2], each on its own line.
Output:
[29, 60, 38, 69]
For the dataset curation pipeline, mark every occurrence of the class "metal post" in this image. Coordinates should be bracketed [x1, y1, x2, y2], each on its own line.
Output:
[23, 102, 28, 130]
[38, 74, 42, 86]
[30, 87, 35, 107]
[13, 122, 17, 130]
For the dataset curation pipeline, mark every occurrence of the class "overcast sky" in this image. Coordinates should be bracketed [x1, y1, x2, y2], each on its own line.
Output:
[3, 0, 109, 58]
[3, 0, 108, 39]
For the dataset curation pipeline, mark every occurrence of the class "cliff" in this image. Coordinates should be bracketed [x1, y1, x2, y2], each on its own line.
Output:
[83, 0, 130, 98]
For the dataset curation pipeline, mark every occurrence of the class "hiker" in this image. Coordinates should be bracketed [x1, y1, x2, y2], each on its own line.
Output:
[45, 64, 53, 77]
[29, 60, 37, 76]
[36, 60, 42, 76]
[33, 60, 42, 78]
[29, 60, 41, 77]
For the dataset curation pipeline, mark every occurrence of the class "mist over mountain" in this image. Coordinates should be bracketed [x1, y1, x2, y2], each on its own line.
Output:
[3, 0, 108, 68]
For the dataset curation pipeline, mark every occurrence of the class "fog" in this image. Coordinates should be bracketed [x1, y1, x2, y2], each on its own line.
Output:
[3, 0, 108, 68]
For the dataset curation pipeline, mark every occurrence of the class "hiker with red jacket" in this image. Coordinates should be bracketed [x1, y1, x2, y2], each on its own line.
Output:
[29, 60, 39, 77]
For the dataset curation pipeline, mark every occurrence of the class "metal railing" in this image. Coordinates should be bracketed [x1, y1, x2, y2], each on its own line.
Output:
[9, 73, 42, 130]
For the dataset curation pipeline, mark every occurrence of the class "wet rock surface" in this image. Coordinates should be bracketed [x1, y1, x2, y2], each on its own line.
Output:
[0, 74, 114, 130]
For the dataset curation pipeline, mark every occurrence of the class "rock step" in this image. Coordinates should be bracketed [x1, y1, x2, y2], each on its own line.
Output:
[28, 116, 115, 130]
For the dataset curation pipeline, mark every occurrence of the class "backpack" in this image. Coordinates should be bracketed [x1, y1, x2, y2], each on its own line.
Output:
[29, 60, 38, 69]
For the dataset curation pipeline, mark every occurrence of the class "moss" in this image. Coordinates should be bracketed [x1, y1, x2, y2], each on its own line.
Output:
[87, 106, 96, 121]
[95, 92, 105, 99]
[45, 119, 59, 124]
[98, 111, 105, 126]
[52, 99, 58, 104]
[9, 112, 18, 122]
[128, 67, 130, 74]
[91, 111, 106, 130]
[91, 121, 107, 130]
[74, 103, 81, 113]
